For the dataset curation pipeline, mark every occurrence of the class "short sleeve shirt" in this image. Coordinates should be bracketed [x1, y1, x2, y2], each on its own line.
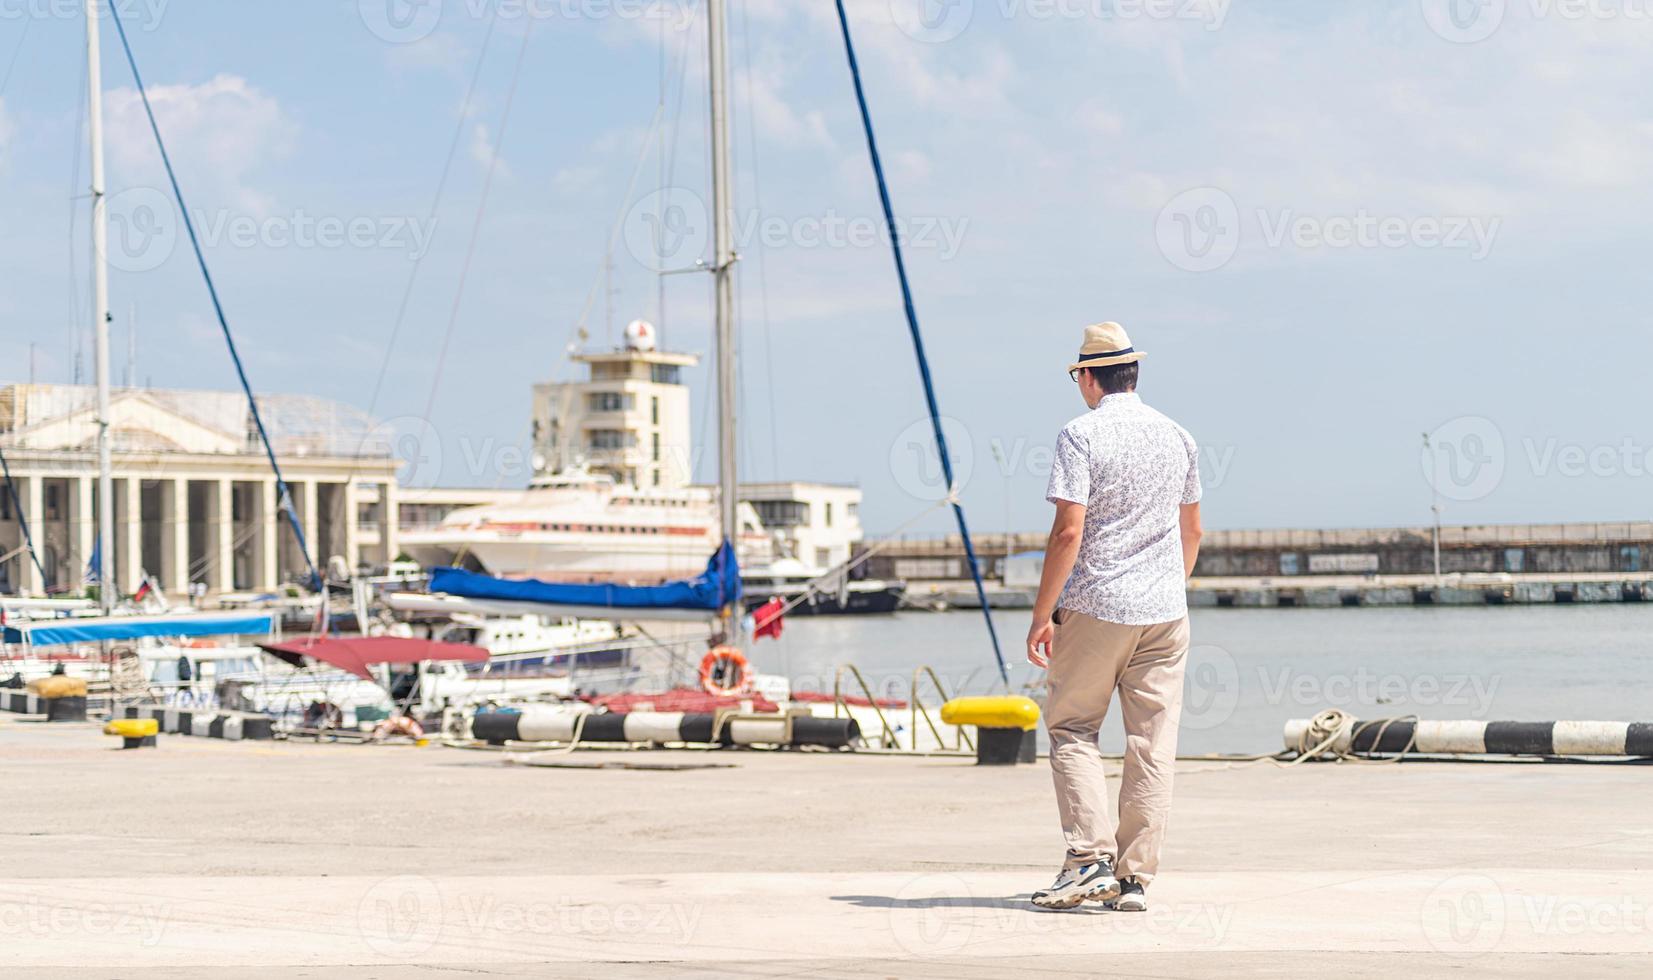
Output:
[1044, 392, 1201, 625]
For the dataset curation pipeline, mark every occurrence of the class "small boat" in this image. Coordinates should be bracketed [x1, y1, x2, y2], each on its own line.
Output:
[741, 559, 904, 616]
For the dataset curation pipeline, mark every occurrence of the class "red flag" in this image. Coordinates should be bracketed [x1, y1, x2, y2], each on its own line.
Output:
[752, 596, 785, 641]
[133, 578, 154, 603]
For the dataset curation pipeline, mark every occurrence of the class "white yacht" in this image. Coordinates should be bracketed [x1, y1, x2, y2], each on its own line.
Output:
[399, 466, 770, 582]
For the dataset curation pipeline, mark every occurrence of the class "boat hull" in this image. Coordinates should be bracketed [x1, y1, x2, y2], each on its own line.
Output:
[743, 583, 905, 616]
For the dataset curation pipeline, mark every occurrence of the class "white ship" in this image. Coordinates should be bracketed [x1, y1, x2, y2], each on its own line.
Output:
[399, 466, 770, 582]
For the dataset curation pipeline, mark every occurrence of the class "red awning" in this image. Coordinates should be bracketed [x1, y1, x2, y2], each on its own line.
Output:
[260, 635, 489, 681]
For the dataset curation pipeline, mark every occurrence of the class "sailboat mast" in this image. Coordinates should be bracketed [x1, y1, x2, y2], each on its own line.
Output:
[706, 0, 738, 582]
[86, 0, 115, 613]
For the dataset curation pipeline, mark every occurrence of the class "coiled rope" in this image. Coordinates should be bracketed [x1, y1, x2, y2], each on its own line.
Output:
[1287, 708, 1420, 765]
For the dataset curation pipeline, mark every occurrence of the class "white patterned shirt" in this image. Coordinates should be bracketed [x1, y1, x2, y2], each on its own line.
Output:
[1044, 392, 1201, 626]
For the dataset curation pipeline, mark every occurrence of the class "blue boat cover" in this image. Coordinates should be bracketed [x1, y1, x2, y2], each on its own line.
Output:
[3, 612, 277, 648]
[429, 540, 740, 611]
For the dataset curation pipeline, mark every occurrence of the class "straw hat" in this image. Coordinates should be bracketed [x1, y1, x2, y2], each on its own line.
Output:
[1068, 321, 1145, 373]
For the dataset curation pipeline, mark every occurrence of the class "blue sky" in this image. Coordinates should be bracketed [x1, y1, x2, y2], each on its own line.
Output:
[2, 0, 1651, 534]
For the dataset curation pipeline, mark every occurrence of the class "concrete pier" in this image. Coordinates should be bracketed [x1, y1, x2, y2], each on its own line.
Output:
[2, 716, 1651, 975]
[1183, 572, 1653, 610]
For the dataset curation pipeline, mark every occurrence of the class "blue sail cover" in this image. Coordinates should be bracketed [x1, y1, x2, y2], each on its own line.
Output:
[3, 611, 276, 648]
[428, 541, 741, 612]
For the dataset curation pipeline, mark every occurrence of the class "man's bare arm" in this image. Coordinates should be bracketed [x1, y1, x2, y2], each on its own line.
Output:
[1026, 501, 1086, 667]
[1179, 501, 1203, 580]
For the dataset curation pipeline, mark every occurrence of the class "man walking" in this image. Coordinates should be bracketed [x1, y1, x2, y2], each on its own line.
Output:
[1026, 321, 1203, 912]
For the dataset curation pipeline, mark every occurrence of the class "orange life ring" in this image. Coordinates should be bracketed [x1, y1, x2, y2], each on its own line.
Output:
[699, 646, 750, 696]
[183, 639, 220, 649]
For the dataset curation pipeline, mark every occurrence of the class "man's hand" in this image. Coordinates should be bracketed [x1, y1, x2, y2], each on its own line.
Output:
[1026, 617, 1054, 668]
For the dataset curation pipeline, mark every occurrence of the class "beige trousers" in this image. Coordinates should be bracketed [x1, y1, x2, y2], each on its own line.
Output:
[1045, 608, 1190, 883]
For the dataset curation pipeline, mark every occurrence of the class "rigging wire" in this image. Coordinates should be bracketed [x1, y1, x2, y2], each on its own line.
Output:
[0, 445, 49, 587]
[734, 0, 782, 482]
[360, 1, 502, 438]
[66, 42, 88, 385]
[833, 0, 1009, 688]
[106, 5, 324, 595]
[0, 12, 31, 97]
[421, 14, 536, 423]
[334, 3, 503, 566]
[659, 3, 699, 344]
[563, 0, 699, 356]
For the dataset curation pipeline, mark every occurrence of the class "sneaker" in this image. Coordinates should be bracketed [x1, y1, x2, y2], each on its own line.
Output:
[1106, 876, 1147, 912]
[1030, 860, 1121, 909]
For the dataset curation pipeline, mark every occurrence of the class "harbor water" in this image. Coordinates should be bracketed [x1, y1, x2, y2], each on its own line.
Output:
[756, 605, 1653, 756]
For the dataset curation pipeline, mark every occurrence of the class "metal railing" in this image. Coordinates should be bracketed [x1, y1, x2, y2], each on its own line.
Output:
[911, 665, 973, 754]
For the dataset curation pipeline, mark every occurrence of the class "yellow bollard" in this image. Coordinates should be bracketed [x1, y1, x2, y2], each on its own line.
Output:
[940, 696, 1041, 765]
[103, 717, 160, 750]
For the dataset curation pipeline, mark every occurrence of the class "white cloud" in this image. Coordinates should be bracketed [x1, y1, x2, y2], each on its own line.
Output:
[0, 96, 14, 165]
[1073, 100, 1125, 137]
[469, 122, 509, 178]
[104, 74, 295, 216]
[890, 148, 930, 183]
[739, 71, 834, 149]
[553, 164, 603, 196]
[384, 31, 472, 75]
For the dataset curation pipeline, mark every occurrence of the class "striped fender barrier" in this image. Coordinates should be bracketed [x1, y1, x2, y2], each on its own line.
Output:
[1283, 717, 1653, 757]
[0, 690, 88, 721]
[1, 690, 43, 715]
[473, 705, 860, 749]
[123, 704, 275, 741]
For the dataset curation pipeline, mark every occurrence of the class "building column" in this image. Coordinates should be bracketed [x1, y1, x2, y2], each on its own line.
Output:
[120, 476, 143, 595]
[19, 475, 43, 595]
[210, 478, 234, 594]
[342, 481, 360, 576]
[161, 479, 190, 595]
[300, 480, 319, 570]
[258, 480, 278, 590]
[383, 479, 399, 567]
[72, 476, 95, 590]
